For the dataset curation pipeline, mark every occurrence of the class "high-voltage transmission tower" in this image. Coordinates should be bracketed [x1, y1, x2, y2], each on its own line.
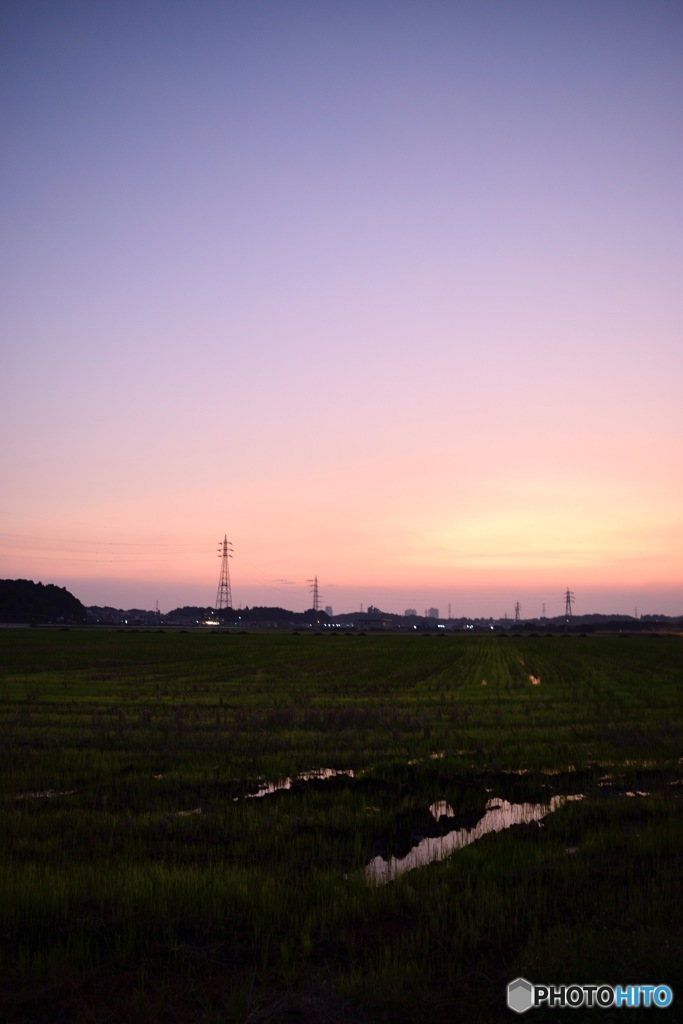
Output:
[564, 588, 575, 623]
[514, 601, 521, 623]
[215, 536, 233, 615]
[307, 576, 320, 613]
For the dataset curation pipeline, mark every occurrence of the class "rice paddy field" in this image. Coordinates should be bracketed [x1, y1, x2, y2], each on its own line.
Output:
[1, 628, 681, 1023]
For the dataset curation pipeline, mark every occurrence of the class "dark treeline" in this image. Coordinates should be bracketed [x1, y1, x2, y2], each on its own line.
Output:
[91, 602, 682, 632]
[2, 579, 680, 630]
[89, 605, 333, 627]
[0, 579, 87, 623]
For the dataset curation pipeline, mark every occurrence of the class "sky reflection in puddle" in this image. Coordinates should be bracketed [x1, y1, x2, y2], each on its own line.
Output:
[429, 800, 455, 819]
[16, 789, 77, 800]
[244, 768, 355, 799]
[366, 794, 584, 884]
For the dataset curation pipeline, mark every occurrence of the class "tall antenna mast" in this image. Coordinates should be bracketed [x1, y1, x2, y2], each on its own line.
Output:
[215, 536, 233, 615]
[564, 588, 575, 623]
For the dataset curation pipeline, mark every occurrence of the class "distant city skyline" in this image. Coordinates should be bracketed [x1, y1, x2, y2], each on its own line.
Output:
[2, 2, 681, 618]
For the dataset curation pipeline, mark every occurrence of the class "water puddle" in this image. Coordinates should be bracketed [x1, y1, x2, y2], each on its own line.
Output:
[366, 794, 584, 884]
[16, 789, 77, 800]
[430, 800, 455, 819]
[242, 768, 355, 800]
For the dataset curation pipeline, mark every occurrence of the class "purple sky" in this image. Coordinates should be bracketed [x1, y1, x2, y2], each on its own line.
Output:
[2, 1, 682, 617]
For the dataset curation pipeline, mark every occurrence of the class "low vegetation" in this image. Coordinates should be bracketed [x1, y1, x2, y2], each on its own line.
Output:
[1, 629, 681, 1022]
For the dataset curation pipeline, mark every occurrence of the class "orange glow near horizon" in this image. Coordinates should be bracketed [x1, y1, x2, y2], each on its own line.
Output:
[2, 444, 680, 615]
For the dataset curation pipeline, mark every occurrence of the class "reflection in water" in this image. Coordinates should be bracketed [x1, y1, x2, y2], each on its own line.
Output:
[246, 778, 293, 799]
[429, 800, 455, 820]
[366, 795, 584, 884]
[16, 789, 77, 800]
[245, 767, 355, 799]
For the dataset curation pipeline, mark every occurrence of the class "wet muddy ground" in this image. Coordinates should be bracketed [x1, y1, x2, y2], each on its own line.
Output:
[2, 629, 681, 1023]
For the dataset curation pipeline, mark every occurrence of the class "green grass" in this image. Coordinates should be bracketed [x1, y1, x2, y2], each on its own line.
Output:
[0, 629, 681, 1022]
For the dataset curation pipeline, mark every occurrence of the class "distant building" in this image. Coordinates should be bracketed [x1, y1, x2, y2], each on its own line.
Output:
[324, 605, 333, 617]
[355, 615, 393, 631]
[404, 608, 417, 617]
[425, 607, 439, 619]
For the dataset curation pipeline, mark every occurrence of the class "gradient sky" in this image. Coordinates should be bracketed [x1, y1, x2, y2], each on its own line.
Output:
[2, 0, 682, 617]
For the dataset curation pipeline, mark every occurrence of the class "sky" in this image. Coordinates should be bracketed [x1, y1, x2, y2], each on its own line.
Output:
[1, 0, 682, 618]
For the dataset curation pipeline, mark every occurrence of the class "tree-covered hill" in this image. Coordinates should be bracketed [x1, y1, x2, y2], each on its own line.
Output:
[0, 579, 87, 623]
